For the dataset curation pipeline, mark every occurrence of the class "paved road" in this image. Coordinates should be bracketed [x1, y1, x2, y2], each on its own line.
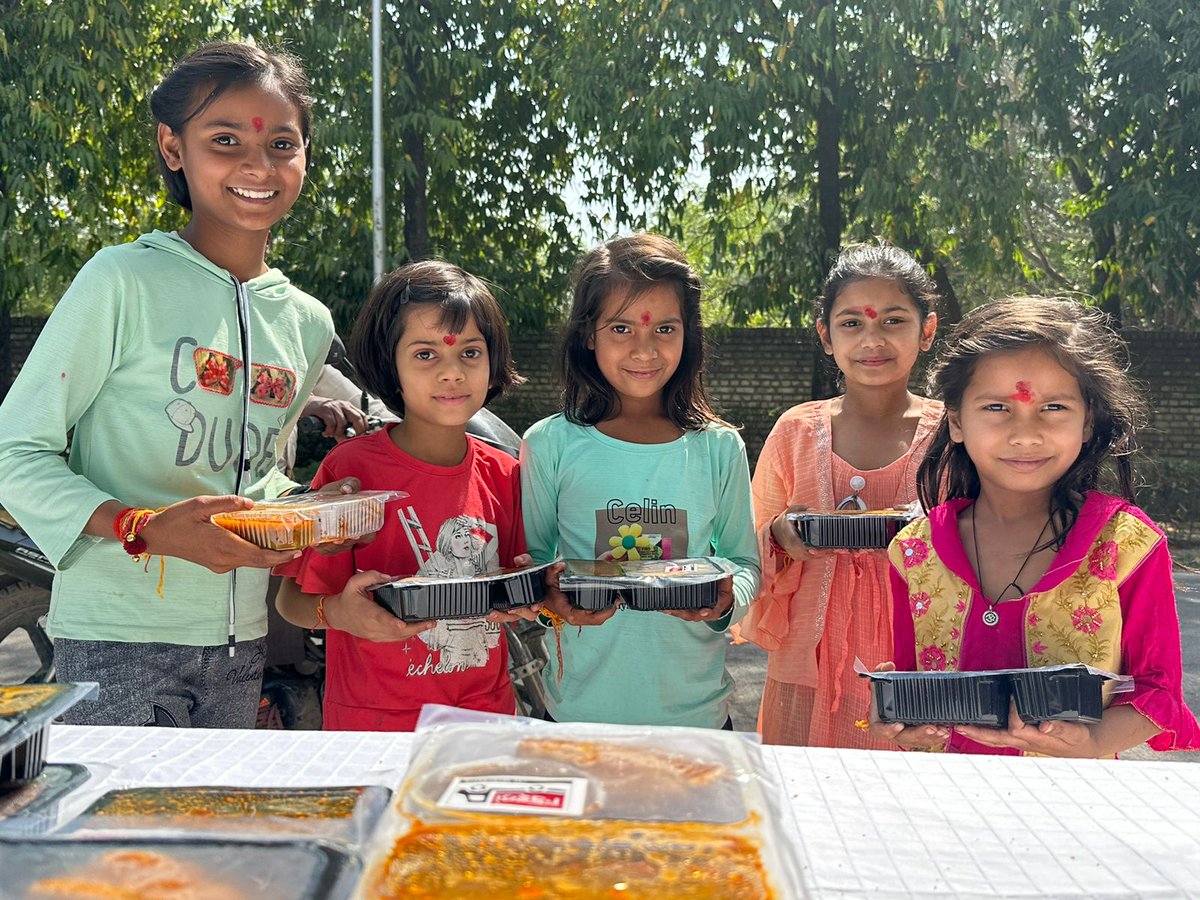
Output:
[3, 572, 1199, 761]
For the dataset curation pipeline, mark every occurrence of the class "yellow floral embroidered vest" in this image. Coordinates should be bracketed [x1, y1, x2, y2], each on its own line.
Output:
[888, 509, 1160, 695]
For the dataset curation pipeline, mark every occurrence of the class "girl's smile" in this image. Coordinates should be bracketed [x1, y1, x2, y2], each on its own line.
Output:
[158, 82, 307, 278]
[818, 280, 935, 388]
[588, 283, 684, 412]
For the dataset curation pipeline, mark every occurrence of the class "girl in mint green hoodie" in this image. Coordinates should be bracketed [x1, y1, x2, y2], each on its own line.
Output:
[0, 43, 335, 727]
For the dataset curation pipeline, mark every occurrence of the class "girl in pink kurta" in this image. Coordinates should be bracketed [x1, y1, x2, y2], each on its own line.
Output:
[741, 244, 940, 748]
[876, 297, 1200, 756]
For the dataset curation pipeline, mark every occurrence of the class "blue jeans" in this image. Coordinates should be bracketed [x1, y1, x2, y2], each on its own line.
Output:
[54, 637, 266, 728]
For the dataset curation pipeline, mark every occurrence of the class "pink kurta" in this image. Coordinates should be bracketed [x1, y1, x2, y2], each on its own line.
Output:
[741, 397, 942, 748]
[890, 491, 1200, 755]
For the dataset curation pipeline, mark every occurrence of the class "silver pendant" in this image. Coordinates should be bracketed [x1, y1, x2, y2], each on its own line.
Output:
[982, 608, 999, 627]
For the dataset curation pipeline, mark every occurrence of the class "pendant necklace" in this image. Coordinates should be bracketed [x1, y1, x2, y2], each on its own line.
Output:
[971, 503, 1051, 627]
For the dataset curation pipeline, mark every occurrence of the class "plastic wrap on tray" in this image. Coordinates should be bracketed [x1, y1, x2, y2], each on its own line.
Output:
[858, 661, 1132, 727]
[64, 785, 390, 849]
[373, 562, 552, 622]
[786, 509, 916, 550]
[558, 557, 735, 612]
[0, 765, 91, 838]
[0, 836, 359, 899]
[211, 490, 406, 550]
[353, 705, 806, 899]
[1, 683, 96, 787]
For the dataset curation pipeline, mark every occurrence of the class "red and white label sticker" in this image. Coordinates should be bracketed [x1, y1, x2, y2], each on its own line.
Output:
[436, 776, 588, 817]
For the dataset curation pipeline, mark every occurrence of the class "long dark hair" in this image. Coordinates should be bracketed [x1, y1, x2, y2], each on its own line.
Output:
[150, 41, 313, 210]
[917, 297, 1146, 547]
[559, 233, 721, 429]
[349, 260, 522, 417]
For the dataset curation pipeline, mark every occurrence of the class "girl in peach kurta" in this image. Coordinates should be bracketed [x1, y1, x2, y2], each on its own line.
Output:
[740, 244, 940, 748]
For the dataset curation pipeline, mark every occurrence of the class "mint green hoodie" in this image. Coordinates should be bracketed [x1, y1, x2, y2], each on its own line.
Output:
[0, 231, 333, 645]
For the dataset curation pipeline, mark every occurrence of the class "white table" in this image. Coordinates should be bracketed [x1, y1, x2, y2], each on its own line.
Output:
[47, 725, 1200, 899]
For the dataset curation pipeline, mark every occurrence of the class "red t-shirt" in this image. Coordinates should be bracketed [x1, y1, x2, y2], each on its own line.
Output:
[277, 426, 523, 730]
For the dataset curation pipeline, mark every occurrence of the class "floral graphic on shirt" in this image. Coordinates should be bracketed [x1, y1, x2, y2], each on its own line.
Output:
[250, 364, 296, 408]
[1071, 606, 1103, 634]
[897, 537, 929, 569]
[193, 347, 241, 396]
[910, 592, 931, 617]
[919, 645, 947, 671]
[1088, 541, 1119, 580]
[608, 523, 654, 560]
[1024, 511, 1158, 669]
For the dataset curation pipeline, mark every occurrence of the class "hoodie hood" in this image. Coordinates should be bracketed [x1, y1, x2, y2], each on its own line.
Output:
[134, 230, 295, 296]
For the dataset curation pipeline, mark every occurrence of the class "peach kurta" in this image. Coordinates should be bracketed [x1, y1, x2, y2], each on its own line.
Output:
[741, 397, 942, 747]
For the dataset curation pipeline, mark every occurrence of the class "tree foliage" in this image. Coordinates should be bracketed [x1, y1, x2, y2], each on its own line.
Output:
[2, 0, 1197, 400]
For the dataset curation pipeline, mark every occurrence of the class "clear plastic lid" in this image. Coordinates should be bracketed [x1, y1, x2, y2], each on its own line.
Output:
[354, 706, 806, 899]
[559, 556, 735, 589]
[1, 683, 96, 763]
[211, 490, 406, 550]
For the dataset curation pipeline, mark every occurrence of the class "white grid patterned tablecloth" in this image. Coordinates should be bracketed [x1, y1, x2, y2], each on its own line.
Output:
[47, 726, 1200, 900]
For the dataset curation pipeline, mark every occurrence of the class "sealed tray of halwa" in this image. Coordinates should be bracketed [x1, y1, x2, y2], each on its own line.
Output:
[1, 683, 96, 786]
[0, 835, 359, 899]
[211, 490, 406, 550]
[64, 784, 390, 848]
[558, 557, 734, 612]
[354, 705, 806, 899]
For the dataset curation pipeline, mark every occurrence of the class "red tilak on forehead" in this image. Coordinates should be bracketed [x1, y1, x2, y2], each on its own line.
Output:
[442, 334, 457, 346]
[864, 306, 878, 319]
[640, 312, 651, 326]
[1011, 381, 1034, 403]
[252, 117, 264, 132]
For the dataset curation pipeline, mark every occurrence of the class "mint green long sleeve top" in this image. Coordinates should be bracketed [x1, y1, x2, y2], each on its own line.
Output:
[0, 231, 332, 645]
[521, 414, 761, 728]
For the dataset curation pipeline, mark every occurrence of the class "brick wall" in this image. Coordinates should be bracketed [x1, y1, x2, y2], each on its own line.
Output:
[7, 317, 1199, 465]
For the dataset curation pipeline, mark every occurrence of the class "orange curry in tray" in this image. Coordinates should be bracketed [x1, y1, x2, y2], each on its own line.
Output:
[366, 815, 774, 899]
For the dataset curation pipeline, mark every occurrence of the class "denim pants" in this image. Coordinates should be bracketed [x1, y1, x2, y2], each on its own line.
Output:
[54, 637, 267, 728]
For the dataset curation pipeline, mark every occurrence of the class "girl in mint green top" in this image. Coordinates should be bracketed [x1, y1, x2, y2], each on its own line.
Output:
[521, 233, 760, 728]
[0, 44, 334, 727]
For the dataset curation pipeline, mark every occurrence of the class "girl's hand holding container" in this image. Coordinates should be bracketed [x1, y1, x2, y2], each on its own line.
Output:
[866, 662, 951, 751]
[538, 562, 620, 628]
[660, 575, 734, 622]
[321, 569, 435, 643]
[770, 505, 836, 562]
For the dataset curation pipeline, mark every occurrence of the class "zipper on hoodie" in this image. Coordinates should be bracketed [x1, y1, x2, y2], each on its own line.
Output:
[228, 275, 254, 657]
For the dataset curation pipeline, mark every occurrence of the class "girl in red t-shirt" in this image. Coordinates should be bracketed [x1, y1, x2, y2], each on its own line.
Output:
[275, 261, 538, 730]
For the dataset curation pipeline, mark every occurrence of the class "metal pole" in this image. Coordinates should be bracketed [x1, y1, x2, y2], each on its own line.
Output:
[371, 0, 385, 282]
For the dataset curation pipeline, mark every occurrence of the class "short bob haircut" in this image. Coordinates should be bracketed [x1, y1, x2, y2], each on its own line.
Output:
[349, 260, 522, 418]
[150, 41, 313, 211]
[559, 232, 720, 430]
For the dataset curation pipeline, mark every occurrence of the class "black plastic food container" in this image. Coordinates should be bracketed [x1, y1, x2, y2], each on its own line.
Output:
[1, 683, 96, 788]
[788, 511, 915, 550]
[868, 671, 1010, 727]
[374, 580, 493, 621]
[374, 564, 551, 622]
[1009, 665, 1106, 724]
[490, 568, 548, 612]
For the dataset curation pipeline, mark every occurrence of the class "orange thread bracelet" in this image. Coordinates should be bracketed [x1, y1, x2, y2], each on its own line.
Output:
[315, 595, 329, 628]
